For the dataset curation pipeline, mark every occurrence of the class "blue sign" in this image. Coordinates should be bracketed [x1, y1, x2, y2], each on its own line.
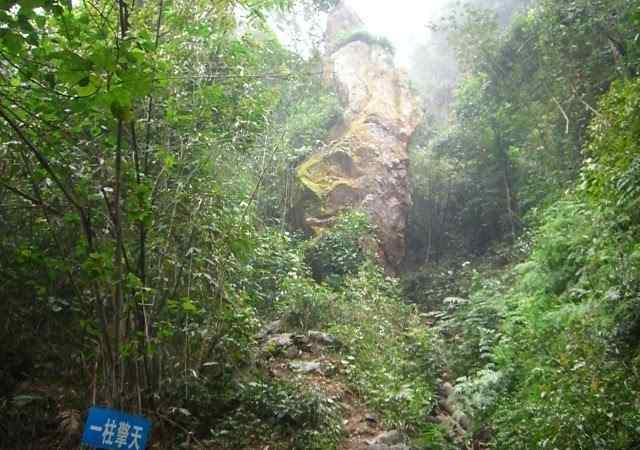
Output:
[81, 407, 151, 450]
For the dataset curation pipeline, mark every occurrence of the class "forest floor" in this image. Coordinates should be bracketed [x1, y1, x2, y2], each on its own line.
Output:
[258, 324, 411, 450]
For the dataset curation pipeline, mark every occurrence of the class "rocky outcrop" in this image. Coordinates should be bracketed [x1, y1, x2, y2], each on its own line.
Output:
[295, 1, 422, 271]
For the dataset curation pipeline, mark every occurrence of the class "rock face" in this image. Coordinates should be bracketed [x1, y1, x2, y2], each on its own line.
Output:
[295, 1, 422, 271]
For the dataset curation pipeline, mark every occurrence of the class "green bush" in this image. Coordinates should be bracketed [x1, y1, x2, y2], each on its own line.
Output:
[277, 276, 335, 331]
[304, 210, 374, 284]
[528, 200, 595, 295]
[436, 78, 640, 444]
[584, 77, 640, 221]
[334, 30, 395, 55]
[211, 378, 343, 450]
[241, 228, 307, 316]
[435, 277, 507, 380]
[329, 264, 441, 429]
[447, 196, 640, 449]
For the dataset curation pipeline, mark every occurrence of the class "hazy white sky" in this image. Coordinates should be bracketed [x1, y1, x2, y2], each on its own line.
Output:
[347, 0, 450, 66]
[270, 0, 453, 68]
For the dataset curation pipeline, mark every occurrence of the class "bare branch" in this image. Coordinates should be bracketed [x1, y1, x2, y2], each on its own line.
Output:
[552, 97, 570, 135]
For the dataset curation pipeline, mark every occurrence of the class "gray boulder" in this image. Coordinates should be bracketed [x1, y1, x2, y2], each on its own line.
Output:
[289, 360, 323, 374]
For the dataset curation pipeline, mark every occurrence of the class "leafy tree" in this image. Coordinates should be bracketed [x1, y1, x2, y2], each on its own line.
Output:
[304, 210, 373, 284]
[0, 0, 294, 419]
[407, 0, 640, 264]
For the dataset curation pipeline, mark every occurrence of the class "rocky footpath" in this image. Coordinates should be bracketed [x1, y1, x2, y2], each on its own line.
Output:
[423, 298, 480, 450]
[259, 321, 412, 450]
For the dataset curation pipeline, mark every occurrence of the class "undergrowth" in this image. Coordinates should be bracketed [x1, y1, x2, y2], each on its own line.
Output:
[250, 211, 442, 443]
[219, 210, 443, 447]
[419, 78, 640, 449]
[209, 378, 343, 450]
[328, 263, 441, 430]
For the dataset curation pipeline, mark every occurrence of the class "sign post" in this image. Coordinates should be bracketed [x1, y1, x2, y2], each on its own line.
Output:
[81, 407, 151, 450]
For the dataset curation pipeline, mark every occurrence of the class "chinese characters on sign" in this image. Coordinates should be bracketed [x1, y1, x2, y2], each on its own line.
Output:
[81, 407, 151, 450]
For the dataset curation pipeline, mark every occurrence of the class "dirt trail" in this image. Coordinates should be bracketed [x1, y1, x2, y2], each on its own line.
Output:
[261, 329, 408, 450]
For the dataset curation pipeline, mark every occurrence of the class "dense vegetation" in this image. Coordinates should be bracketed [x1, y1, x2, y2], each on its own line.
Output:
[2, 0, 640, 449]
[405, 0, 640, 448]
[0, 0, 436, 448]
[408, 0, 638, 261]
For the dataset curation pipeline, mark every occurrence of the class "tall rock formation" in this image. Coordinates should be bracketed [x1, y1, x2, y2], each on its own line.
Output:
[295, 1, 422, 271]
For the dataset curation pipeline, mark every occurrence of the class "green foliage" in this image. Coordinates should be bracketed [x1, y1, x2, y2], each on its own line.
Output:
[241, 226, 442, 436]
[304, 210, 374, 284]
[408, 0, 640, 265]
[255, 66, 343, 226]
[211, 378, 343, 450]
[412, 422, 455, 450]
[416, 72, 640, 449]
[238, 379, 342, 446]
[240, 228, 336, 332]
[487, 198, 640, 448]
[335, 30, 396, 55]
[329, 264, 441, 429]
[0, 0, 333, 447]
[163, 375, 342, 450]
[241, 229, 307, 314]
[284, 86, 342, 151]
[241, 226, 442, 435]
[584, 77, 640, 220]
[436, 278, 506, 379]
[527, 201, 596, 294]
[422, 195, 640, 448]
[277, 276, 335, 331]
[0, 0, 445, 448]
[7, 0, 640, 448]
[455, 367, 505, 421]
[436, 193, 640, 448]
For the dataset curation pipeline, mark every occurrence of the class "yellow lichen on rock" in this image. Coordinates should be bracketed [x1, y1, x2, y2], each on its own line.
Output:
[293, 1, 423, 271]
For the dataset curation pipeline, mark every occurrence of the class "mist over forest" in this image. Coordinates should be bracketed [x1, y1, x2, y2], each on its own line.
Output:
[1, 0, 639, 449]
[407, 0, 533, 122]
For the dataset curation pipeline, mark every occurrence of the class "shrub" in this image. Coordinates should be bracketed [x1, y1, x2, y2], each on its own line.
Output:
[241, 228, 307, 316]
[277, 276, 335, 331]
[334, 30, 395, 55]
[329, 264, 441, 429]
[584, 77, 640, 220]
[211, 378, 343, 450]
[304, 210, 374, 284]
[448, 197, 640, 449]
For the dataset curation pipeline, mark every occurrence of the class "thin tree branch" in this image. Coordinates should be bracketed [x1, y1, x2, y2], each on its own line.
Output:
[552, 97, 570, 135]
[0, 104, 84, 211]
[0, 180, 62, 214]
